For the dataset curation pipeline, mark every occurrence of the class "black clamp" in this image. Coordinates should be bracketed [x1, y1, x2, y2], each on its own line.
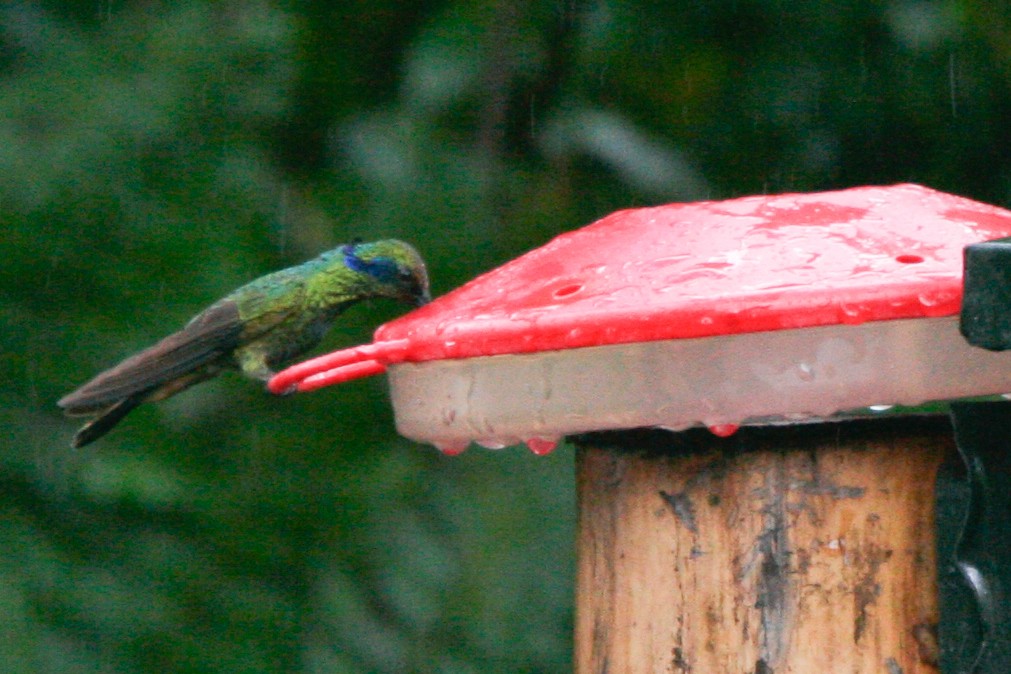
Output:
[961, 236, 1011, 350]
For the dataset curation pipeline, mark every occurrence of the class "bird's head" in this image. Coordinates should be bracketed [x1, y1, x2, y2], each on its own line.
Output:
[341, 239, 431, 307]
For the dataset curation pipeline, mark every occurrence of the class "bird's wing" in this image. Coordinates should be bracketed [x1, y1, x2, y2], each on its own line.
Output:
[58, 301, 246, 414]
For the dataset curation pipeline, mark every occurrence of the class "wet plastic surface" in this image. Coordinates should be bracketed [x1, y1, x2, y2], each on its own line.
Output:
[268, 184, 1011, 453]
[375, 183, 1011, 361]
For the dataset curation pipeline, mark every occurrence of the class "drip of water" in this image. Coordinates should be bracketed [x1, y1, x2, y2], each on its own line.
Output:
[707, 424, 739, 438]
[434, 441, 468, 456]
[525, 437, 559, 455]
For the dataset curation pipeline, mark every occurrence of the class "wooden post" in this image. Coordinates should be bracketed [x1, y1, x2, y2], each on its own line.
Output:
[574, 417, 949, 674]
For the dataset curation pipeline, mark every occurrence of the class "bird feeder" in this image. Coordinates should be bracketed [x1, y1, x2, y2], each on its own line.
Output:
[271, 184, 1011, 673]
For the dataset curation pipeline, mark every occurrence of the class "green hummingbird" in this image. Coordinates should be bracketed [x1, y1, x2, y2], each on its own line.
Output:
[59, 239, 430, 448]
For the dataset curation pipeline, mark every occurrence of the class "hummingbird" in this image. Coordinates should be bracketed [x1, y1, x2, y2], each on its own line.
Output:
[59, 239, 430, 448]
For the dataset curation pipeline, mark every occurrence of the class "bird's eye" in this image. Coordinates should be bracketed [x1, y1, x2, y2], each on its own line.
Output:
[361, 257, 401, 284]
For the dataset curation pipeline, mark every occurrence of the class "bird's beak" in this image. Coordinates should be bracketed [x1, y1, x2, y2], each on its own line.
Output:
[415, 290, 431, 307]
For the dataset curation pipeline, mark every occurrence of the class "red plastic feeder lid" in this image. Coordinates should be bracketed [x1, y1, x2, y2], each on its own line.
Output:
[270, 184, 1011, 454]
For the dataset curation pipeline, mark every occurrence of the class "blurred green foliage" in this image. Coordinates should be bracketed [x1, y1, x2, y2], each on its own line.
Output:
[5, 0, 1011, 671]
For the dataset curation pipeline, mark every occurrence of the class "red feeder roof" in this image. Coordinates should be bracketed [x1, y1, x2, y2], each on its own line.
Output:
[374, 183, 1011, 363]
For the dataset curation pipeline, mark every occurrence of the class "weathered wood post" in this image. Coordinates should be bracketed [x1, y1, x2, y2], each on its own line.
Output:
[573, 420, 948, 673]
[270, 184, 1011, 673]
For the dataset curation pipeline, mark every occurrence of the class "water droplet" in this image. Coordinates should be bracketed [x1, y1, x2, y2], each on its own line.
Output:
[868, 404, 893, 412]
[475, 439, 508, 450]
[797, 363, 815, 381]
[567, 327, 585, 343]
[838, 302, 864, 322]
[525, 437, 559, 455]
[707, 424, 739, 437]
[434, 441, 469, 456]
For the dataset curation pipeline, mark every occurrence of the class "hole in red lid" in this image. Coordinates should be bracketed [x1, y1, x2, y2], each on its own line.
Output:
[553, 282, 583, 298]
[895, 254, 924, 264]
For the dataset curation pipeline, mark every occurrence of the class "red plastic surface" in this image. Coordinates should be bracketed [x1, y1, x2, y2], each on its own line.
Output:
[269, 184, 1011, 393]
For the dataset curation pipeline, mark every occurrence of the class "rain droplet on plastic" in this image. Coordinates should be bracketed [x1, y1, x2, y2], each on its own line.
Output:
[707, 424, 739, 438]
[434, 441, 469, 456]
[525, 437, 559, 455]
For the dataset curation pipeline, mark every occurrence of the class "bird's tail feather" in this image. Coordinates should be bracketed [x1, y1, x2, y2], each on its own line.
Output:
[72, 392, 147, 448]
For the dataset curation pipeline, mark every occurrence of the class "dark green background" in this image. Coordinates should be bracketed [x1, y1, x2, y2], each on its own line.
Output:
[4, 1, 1010, 671]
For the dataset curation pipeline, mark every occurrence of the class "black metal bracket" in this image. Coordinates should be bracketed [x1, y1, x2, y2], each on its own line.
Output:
[960, 236, 1011, 350]
[942, 403, 1011, 674]
[945, 237, 1011, 673]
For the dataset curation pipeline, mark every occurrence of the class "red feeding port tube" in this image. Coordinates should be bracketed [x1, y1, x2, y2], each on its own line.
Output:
[270, 184, 1011, 454]
[269, 340, 411, 393]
